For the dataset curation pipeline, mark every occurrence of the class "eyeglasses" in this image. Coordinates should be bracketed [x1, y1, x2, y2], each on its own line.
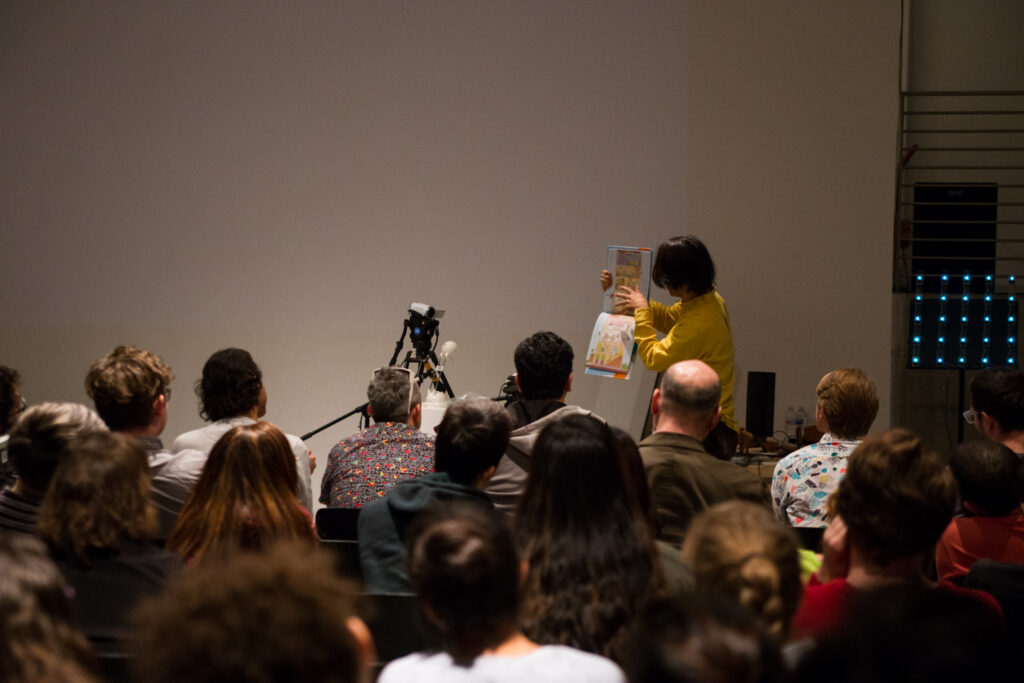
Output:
[372, 366, 418, 414]
[17, 397, 27, 414]
[962, 408, 977, 425]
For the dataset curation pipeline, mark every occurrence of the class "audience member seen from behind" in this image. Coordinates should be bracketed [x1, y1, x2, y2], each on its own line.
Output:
[603, 236, 737, 456]
[485, 331, 600, 517]
[964, 457, 1024, 645]
[37, 432, 182, 652]
[638, 360, 767, 547]
[791, 429, 1003, 639]
[379, 505, 626, 683]
[967, 367, 1024, 455]
[165, 423, 316, 564]
[624, 594, 785, 683]
[0, 532, 99, 683]
[132, 541, 374, 683]
[0, 366, 25, 486]
[936, 440, 1024, 582]
[321, 366, 434, 509]
[0, 403, 107, 536]
[516, 415, 658, 662]
[170, 348, 314, 511]
[771, 368, 878, 527]
[682, 501, 804, 644]
[358, 398, 512, 593]
[84, 345, 177, 470]
[610, 425, 694, 595]
[792, 585, 1018, 683]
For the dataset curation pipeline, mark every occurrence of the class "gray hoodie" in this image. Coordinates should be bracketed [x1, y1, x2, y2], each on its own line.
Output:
[484, 400, 600, 518]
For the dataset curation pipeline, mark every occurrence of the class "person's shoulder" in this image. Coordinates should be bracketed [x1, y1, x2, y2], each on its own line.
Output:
[527, 646, 626, 682]
[155, 448, 207, 482]
[378, 652, 451, 683]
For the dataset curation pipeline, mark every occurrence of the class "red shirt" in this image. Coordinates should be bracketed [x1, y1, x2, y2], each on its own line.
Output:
[935, 512, 1024, 582]
[791, 576, 1003, 640]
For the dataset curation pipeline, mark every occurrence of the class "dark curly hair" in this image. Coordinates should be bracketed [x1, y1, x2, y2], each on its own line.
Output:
[513, 332, 573, 401]
[0, 366, 21, 435]
[515, 415, 657, 661]
[836, 429, 957, 567]
[196, 348, 263, 422]
[132, 541, 364, 683]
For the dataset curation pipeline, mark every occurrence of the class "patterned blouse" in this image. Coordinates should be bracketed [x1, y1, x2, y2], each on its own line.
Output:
[770, 433, 861, 528]
[320, 422, 435, 509]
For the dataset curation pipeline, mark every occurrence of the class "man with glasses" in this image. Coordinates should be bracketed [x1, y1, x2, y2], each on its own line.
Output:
[967, 368, 1024, 457]
[320, 366, 435, 509]
[85, 346, 185, 473]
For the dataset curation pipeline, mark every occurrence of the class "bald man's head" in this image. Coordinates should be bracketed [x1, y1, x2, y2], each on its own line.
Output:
[659, 361, 721, 420]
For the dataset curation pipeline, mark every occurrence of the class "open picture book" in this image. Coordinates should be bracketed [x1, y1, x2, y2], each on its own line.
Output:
[585, 245, 651, 379]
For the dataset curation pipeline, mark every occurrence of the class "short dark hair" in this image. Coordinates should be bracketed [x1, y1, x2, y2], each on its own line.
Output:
[7, 403, 107, 494]
[132, 541, 363, 683]
[950, 440, 1020, 516]
[970, 368, 1024, 432]
[0, 366, 22, 435]
[652, 235, 716, 295]
[38, 432, 154, 560]
[836, 429, 957, 566]
[367, 368, 421, 423]
[407, 505, 519, 664]
[514, 332, 573, 401]
[85, 346, 173, 431]
[434, 399, 512, 486]
[197, 348, 263, 422]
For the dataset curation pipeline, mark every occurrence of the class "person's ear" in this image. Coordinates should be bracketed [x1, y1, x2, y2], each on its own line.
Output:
[152, 394, 167, 420]
[709, 405, 722, 431]
[366, 404, 374, 419]
[409, 403, 422, 428]
[514, 374, 522, 393]
[475, 464, 498, 489]
[564, 372, 573, 395]
[345, 616, 377, 682]
[651, 388, 662, 416]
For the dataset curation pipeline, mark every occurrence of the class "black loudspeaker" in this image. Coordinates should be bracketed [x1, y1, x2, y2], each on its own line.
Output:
[745, 372, 775, 439]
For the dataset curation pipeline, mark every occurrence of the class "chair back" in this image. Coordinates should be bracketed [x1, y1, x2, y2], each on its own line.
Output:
[316, 507, 360, 540]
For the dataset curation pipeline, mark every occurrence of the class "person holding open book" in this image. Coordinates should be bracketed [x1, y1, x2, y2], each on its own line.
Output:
[601, 235, 736, 457]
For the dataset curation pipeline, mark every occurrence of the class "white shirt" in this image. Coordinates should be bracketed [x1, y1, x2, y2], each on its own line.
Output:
[378, 646, 626, 683]
[170, 416, 313, 512]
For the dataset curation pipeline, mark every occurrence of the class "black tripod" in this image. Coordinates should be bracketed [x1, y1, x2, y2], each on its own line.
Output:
[301, 313, 455, 442]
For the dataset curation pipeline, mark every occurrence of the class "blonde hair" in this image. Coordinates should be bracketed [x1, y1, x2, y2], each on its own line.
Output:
[681, 501, 803, 641]
[815, 368, 878, 440]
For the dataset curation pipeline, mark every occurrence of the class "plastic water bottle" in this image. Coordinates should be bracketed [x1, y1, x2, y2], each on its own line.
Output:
[784, 406, 795, 439]
[795, 406, 807, 444]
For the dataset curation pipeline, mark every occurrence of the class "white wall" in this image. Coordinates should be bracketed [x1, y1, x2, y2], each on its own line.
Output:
[0, 1, 899, 502]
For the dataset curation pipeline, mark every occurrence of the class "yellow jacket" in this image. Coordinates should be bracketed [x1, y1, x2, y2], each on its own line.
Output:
[634, 290, 736, 430]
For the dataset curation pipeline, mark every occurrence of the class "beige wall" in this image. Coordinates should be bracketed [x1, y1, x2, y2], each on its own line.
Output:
[0, 2, 899, 502]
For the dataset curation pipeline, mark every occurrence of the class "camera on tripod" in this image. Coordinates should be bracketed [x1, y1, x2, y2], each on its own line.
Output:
[407, 303, 442, 352]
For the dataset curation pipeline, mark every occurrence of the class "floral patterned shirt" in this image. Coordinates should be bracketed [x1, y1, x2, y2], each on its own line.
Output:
[770, 433, 861, 528]
[320, 422, 435, 509]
